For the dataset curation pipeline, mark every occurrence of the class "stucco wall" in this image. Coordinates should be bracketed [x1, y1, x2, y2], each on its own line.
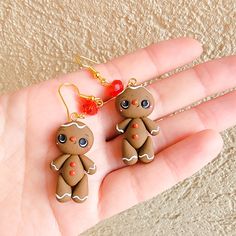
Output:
[0, 0, 236, 235]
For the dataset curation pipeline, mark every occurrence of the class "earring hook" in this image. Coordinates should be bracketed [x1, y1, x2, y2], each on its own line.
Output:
[58, 83, 103, 122]
[75, 55, 109, 86]
[58, 83, 85, 122]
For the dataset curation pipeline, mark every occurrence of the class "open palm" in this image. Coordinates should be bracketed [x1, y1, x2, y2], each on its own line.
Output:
[1, 38, 236, 236]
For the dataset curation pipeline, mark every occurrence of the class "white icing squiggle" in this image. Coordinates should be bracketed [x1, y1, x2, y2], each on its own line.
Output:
[72, 195, 88, 201]
[122, 156, 137, 161]
[56, 193, 71, 199]
[139, 154, 154, 160]
[118, 85, 151, 95]
[151, 127, 160, 135]
[128, 85, 143, 89]
[61, 122, 86, 129]
[116, 124, 124, 133]
[87, 164, 96, 174]
[51, 161, 59, 171]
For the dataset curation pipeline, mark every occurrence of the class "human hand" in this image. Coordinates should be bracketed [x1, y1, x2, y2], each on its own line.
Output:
[0, 38, 236, 236]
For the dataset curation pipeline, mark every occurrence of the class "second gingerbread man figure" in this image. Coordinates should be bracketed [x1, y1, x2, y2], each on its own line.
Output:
[115, 82, 160, 165]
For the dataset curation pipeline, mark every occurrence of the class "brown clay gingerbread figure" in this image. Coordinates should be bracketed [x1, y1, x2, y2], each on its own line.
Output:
[50, 121, 96, 203]
[115, 81, 160, 165]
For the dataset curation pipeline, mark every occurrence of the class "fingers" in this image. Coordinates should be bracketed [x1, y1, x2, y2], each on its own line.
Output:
[101, 55, 236, 139]
[99, 130, 223, 219]
[148, 55, 236, 119]
[154, 89, 236, 152]
[99, 37, 202, 85]
[52, 38, 202, 98]
[22, 38, 202, 139]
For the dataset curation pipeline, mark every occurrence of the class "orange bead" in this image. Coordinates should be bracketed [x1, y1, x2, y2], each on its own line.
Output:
[69, 136, 77, 142]
[69, 170, 76, 176]
[132, 123, 139, 128]
[132, 134, 139, 139]
[70, 162, 76, 167]
[131, 100, 138, 105]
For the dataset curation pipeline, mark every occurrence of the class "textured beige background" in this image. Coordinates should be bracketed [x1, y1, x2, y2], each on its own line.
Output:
[0, 0, 236, 235]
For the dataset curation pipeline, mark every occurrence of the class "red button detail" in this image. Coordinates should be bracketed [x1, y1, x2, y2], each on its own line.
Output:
[70, 162, 76, 167]
[69, 170, 76, 176]
[132, 134, 139, 139]
[132, 123, 139, 128]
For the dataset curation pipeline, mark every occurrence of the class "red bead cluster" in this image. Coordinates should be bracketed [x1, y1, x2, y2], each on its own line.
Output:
[80, 80, 124, 116]
[80, 98, 99, 116]
[69, 162, 76, 176]
[106, 80, 124, 98]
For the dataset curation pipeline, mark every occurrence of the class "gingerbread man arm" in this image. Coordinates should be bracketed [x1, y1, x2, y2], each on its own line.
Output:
[141, 117, 160, 136]
[116, 118, 132, 134]
[80, 155, 96, 175]
[50, 154, 71, 172]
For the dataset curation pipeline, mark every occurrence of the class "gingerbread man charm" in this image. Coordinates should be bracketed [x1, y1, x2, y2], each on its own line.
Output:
[50, 121, 96, 203]
[115, 81, 160, 165]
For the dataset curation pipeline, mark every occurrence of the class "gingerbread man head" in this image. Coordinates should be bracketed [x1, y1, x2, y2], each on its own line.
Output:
[115, 85, 154, 118]
[56, 121, 94, 155]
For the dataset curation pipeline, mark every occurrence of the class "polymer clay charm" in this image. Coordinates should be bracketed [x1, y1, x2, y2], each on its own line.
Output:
[115, 79, 160, 165]
[50, 83, 102, 203]
[51, 121, 96, 203]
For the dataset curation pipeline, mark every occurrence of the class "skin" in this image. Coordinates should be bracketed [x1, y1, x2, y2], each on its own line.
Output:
[0, 38, 236, 236]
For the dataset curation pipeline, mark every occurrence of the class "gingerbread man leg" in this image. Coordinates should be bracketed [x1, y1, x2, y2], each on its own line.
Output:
[138, 136, 155, 163]
[72, 174, 88, 203]
[122, 139, 138, 165]
[56, 174, 72, 203]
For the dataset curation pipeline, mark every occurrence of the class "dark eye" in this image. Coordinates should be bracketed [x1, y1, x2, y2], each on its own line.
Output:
[120, 100, 129, 109]
[79, 138, 88, 148]
[58, 134, 67, 144]
[141, 100, 150, 109]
